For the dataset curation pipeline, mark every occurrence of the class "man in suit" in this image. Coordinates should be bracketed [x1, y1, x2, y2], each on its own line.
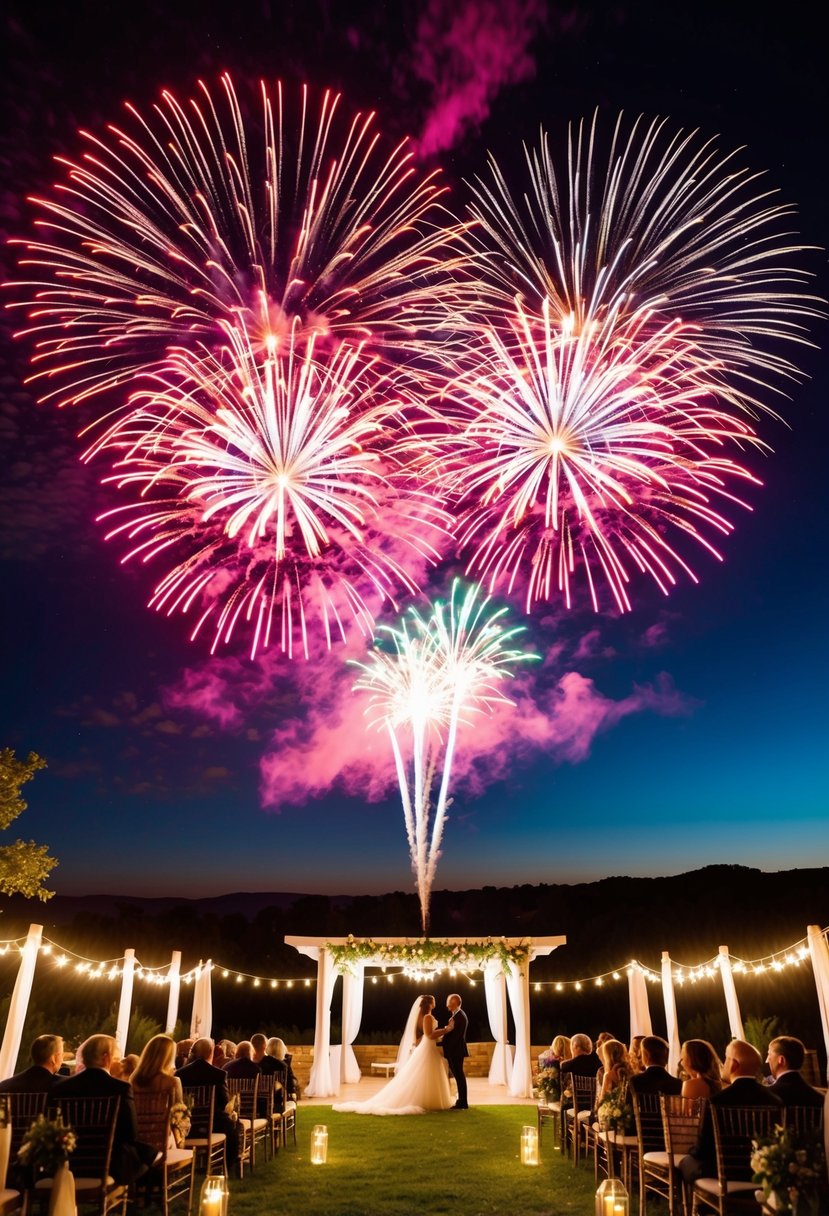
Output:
[766, 1036, 823, 1107]
[176, 1037, 239, 1165]
[560, 1034, 601, 1083]
[440, 994, 469, 1109]
[681, 1038, 781, 1182]
[52, 1034, 154, 1184]
[629, 1035, 682, 1096]
[0, 1034, 64, 1093]
[224, 1040, 261, 1079]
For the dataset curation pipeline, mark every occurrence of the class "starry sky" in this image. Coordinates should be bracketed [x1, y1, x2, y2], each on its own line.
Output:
[1, 0, 826, 901]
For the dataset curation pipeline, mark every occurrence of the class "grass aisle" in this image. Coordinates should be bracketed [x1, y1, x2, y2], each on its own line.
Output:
[226, 1107, 599, 1215]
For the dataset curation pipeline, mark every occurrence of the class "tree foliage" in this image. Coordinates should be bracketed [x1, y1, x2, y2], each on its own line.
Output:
[0, 748, 56, 901]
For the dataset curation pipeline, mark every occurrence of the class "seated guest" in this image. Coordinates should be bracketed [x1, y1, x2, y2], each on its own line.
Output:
[766, 1036, 823, 1106]
[560, 1033, 601, 1109]
[0, 1034, 64, 1092]
[224, 1040, 261, 1079]
[212, 1042, 228, 1070]
[628, 1035, 645, 1075]
[539, 1033, 571, 1069]
[250, 1034, 267, 1067]
[112, 1053, 139, 1082]
[176, 1037, 239, 1166]
[174, 1039, 194, 1071]
[630, 1035, 683, 1096]
[681, 1039, 781, 1183]
[679, 1039, 722, 1100]
[261, 1037, 299, 1107]
[597, 1039, 632, 1105]
[132, 1034, 183, 1103]
[52, 1034, 155, 1184]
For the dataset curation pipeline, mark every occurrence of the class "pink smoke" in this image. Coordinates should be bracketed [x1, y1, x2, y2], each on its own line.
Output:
[412, 0, 547, 157]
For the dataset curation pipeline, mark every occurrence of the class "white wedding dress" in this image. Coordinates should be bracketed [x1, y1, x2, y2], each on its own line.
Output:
[333, 1005, 452, 1116]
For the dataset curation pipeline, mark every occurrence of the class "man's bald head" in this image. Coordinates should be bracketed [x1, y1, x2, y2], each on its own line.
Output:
[723, 1039, 762, 1079]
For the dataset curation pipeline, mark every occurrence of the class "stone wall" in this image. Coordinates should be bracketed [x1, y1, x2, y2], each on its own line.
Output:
[289, 1044, 550, 1088]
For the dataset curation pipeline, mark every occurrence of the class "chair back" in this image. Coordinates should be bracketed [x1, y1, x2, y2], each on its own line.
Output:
[711, 1103, 779, 1183]
[633, 1090, 665, 1154]
[50, 1095, 119, 1181]
[134, 1090, 172, 1156]
[8, 1092, 49, 1160]
[226, 1076, 259, 1122]
[180, 1085, 214, 1140]
[570, 1073, 596, 1117]
[784, 1103, 824, 1137]
[660, 1093, 706, 1158]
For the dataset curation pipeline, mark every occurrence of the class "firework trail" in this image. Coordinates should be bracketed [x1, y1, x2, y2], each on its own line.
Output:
[353, 581, 536, 930]
[420, 114, 821, 613]
[8, 76, 465, 654]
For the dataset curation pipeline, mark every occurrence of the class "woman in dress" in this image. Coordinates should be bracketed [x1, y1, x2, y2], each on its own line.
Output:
[334, 994, 453, 1115]
[597, 1039, 632, 1105]
[132, 1034, 184, 1103]
[679, 1039, 722, 1100]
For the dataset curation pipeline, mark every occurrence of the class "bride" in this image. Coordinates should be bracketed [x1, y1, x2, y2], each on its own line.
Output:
[333, 994, 453, 1115]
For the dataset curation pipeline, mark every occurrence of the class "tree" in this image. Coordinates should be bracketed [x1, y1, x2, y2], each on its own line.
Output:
[0, 748, 57, 900]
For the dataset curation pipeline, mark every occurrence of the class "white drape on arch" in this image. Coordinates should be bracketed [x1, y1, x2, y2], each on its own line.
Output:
[504, 961, 532, 1097]
[190, 959, 213, 1040]
[807, 925, 829, 1083]
[628, 966, 652, 1039]
[115, 948, 136, 1054]
[165, 951, 182, 1035]
[340, 962, 365, 1085]
[661, 951, 681, 1076]
[718, 946, 744, 1040]
[484, 963, 513, 1086]
[306, 948, 339, 1097]
[0, 923, 42, 1081]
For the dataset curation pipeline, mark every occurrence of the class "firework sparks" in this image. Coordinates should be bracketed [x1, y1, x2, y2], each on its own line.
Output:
[8, 76, 465, 653]
[353, 581, 536, 930]
[419, 114, 821, 612]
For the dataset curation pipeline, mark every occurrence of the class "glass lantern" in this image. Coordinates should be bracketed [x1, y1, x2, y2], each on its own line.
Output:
[199, 1175, 229, 1216]
[595, 1178, 629, 1216]
[310, 1124, 329, 1165]
[520, 1124, 540, 1165]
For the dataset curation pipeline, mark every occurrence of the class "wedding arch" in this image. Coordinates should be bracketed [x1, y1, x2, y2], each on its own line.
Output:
[285, 934, 566, 1099]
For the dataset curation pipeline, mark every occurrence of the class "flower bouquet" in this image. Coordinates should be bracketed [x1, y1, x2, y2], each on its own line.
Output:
[169, 1101, 192, 1148]
[536, 1063, 561, 1103]
[597, 1086, 634, 1135]
[17, 1113, 77, 1177]
[752, 1126, 826, 1214]
[224, 1092, 240, 1123]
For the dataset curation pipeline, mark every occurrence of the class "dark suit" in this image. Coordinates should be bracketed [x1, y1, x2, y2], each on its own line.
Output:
[440, 1008, 469, 1108]
[52, 1067, 153, 1184]
[687, 1076, 782, 1179]
[769, 1070, 824, 1107]
[176, 1057, 239, 1164]
[560, 1052, 601, 1081]
[0, 1065, 60, 1094]
[223, 1058, 260, 1080]
[629, 1066, 682, 1096]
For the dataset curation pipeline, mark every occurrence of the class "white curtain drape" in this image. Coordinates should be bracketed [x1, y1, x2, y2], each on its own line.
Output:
[718, 946, 744, 1040]
[339, 963, 365, 1086]
[190, 959, 213, 1040]
[628, 965, 653, 1039]
[504, 962, 532, 1097]
[115, 948, 136, 1054]
[484, 964, 512, 1086]
[165, 950, 182, 1035]
[0, 924, 43, 1081]
[306, 949, 339, 1097]
[807, 925, 829, 1083]
[661, 952, 681, 1076]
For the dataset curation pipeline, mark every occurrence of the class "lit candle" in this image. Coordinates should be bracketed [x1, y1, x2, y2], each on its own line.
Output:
[311, 1124, 329, 1165]
[201, 1191, 222, 1216]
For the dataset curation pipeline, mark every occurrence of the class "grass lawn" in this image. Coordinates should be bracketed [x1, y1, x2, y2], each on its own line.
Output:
[223, 1105, 602, 1215]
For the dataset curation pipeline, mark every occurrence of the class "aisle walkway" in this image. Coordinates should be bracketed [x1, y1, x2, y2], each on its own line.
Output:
[303, 1073, 537, 1106]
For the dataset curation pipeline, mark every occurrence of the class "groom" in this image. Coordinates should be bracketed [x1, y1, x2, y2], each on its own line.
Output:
[440, 993, 469, 1109]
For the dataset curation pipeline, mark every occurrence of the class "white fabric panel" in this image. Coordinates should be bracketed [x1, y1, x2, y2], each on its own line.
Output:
[165, 950, 182, 1035]
[340, 963, 365, 1085]
[306, 948, 339, 1097]
[484, 964, 513, 1086]
[504, 962, 532, 1097]
[115, 948, 136, 1054]
[661, 952, 681, 1076]
[0, 924, 43, 1081]
[628, 966, 653, 1038]
[189, 958, 213, 1040]
[718, 946, 744, 1041]
[807, 925, 829, 1083]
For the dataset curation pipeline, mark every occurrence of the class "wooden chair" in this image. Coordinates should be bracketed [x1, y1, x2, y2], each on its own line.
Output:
[565, 1074, 596, 1167]
[594, 1085, 638, 1192]
[134, 1091, 195, 1216]
[692, 1104, 778, 1216]
[36, 1095, 127, 1216]
[784, 1103, 824, 1138]
[0, 1095, 22, 1215]
[632, 1090, 671, 1214]
[659, 1094, 707, 1216]
[8, 1092, 49, 1165]
[536, 1100, 561, 1150]
[271, 1081, 297, 1151]
[180, 1086, 226, 1177]
[226, 1077, 267, 1176]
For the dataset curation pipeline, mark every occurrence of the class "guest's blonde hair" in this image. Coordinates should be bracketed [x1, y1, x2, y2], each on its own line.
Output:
[133, 1034, 175, 1088]
[552, 1034, 571, 1060]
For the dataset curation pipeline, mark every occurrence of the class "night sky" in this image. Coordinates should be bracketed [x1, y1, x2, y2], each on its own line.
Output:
[1, 1, 826, 901]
